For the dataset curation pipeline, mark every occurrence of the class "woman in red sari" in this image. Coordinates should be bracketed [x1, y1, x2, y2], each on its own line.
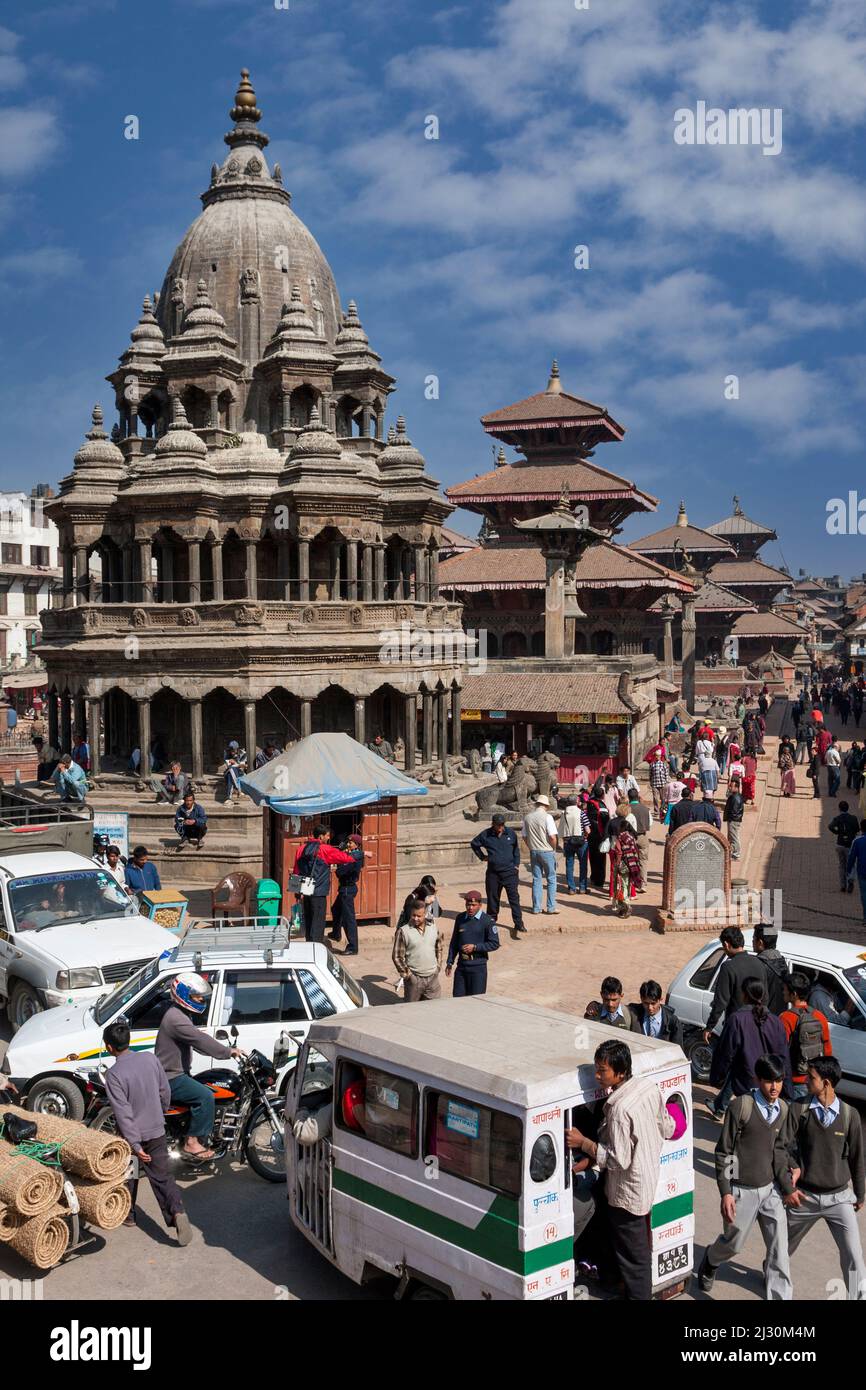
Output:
[609, 823, 643, 916]
[741, 752, 757, 804]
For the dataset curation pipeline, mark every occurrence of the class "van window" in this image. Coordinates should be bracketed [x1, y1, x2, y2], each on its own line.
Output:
[335, 1060, 418, 1158]
[425, 1092, 522, 1199]
[298, 969, 337, 1019]
[222, 971, 307, 1025]
[690, 947, 724, 991]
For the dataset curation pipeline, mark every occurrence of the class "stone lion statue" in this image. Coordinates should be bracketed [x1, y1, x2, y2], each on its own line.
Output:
[474, 752, 560, 818]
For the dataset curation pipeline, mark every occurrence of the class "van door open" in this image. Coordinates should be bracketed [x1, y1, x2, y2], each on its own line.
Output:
[287, 1043, 335, 1257]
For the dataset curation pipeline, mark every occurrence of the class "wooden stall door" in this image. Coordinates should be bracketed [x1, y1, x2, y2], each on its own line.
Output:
[357, 798, 397, 925]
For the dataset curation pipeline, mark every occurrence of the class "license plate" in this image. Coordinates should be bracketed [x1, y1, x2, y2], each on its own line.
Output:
[657, 1243, 689, 1279]
[546, 1290, 568, 1301]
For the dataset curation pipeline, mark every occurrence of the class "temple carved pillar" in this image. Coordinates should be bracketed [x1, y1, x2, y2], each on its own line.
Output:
[404, 692, 417, 771]
[354, 697, 366, 746]
[298, 540, 310, 602]
[244, 540, 257, 600]
[190, 698, 204, 781]
[414, 546, 427, 603]
[450, 686, 462, 758]
[346, 541, 359, 601]
[301, 699, 312, 738]
[244, 701, 257, 763]
[86, 696, 101, 777]
[211, 540, 223, 601]
[136, 696, 151, 773]
[361, 545, 373, 602]
[188, 540, 201, 604]
[138, 539, 153, 603]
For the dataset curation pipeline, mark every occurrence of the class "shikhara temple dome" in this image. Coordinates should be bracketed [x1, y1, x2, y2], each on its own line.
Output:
[156, 69, 341, 364]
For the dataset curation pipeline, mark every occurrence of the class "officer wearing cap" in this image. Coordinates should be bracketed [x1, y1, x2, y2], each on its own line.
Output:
[445, 891, 500, 997]
[470, 812, 525, 939]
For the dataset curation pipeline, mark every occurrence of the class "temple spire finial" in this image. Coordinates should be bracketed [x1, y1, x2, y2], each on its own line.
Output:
[733, 494, 743, 516]
[676, 500, 688, 527]
[230, 68, 261, 125]
[546, 358, 562, 394]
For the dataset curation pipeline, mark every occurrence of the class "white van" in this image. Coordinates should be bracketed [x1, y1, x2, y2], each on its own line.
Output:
[286, 997, 693, 1300]
[4, 918, 368, 1119]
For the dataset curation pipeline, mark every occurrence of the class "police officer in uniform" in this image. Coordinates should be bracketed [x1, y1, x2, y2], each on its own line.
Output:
[328, 833, 364, 956]
[470, 812, 525, 939]
[445, 890, 500, 997]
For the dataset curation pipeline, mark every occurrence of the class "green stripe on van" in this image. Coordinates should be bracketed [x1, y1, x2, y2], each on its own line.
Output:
[333, 1169, 572, 1276]
[650, 1191, 693, 1228]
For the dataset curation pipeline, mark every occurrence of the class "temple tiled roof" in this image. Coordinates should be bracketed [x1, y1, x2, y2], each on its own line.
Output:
[731, 611, 808, 637]
[438, 541, 693, 592]
[648, 580, 756, 614]
[705, 497, 776, 541]
[445, 459, 657, 509]
[481, 389, 624, 436]
[461, 671, 632, 716]
[629, 522, 734, 555]
[706, 558, 790, 588]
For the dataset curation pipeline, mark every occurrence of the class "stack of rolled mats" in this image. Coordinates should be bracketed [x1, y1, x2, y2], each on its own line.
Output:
[0, 1105, 132, 1267]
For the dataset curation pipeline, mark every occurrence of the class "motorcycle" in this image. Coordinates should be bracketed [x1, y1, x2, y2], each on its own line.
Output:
[82, 1030, 286, 1184]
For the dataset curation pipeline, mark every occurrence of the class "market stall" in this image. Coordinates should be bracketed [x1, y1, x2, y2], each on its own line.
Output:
[240, 732, 427, 927]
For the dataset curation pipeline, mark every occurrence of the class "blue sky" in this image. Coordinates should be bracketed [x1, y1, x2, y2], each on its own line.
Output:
[1, 0, 865, 577]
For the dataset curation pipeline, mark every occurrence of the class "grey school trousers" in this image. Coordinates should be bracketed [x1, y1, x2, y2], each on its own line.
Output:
[787, 1188, 866, 1300]
[707, 1182, 792, 1300]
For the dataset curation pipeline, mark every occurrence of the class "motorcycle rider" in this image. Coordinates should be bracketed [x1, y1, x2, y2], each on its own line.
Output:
[155, 972, 246, 1160]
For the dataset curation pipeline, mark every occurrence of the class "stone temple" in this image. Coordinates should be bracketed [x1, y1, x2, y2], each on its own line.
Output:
[40, 71, 465, 797]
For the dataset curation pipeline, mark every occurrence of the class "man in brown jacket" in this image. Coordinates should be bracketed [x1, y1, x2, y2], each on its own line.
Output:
[392, 898, 444, 1001]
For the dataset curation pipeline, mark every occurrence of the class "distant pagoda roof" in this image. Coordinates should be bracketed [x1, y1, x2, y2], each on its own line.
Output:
[438, 540, 693, 593]
[705, 495, 777, 542]
[731, 611, 809, 638]
[480, 360, 625, 446]
[706, 558, 790, 589]
[629, 502, 734, 557]
[445, 456, 657, 510]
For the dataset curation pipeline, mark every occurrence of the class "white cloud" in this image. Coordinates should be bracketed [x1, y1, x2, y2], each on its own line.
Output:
[0, 247, 83, 288]
[0, 106, 61, 176]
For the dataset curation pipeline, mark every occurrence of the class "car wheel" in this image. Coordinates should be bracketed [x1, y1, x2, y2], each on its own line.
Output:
[687, 1036, 713, 1083]
[27, 1075, 86, 1121]
[8, 981, 44, 1033]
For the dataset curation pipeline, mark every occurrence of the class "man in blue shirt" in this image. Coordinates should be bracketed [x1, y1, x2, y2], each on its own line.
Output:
[846, 819, 866, 923]
[470, 813, 525, 938]
[125, 845, 162, 893]
[628, 980, 684, 1045]
[53, 754, 87, 803]
[445, 891, 499, 997]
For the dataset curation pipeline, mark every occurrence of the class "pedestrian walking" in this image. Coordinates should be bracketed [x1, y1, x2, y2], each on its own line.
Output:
[723, 777, 745, 861]
[585, 976, 640, 1031]
[782, 1056, 866, 1300]
[292, 826, 357, 944]
[779, 744, 797, 798]
[780, 972, 832, 1101]
[826, 737, 843, 799]
[565, 1039, 675, 1300]
[561, 794, 591, 894]
[445, 890, 499, 996]
[794, 720, 813, 765]
[102, 1019, 192, 1245]
[328, 833, 364, 955]
[521, 793, 559, 915]
[806, 748, 821, 799]
[752, 924, 787, 1015]
[627, 791, 651, 892]
[828, 800, 860, 895]
[709, 978, 792, 1103]
[704, 927, 769, 1120]
[628, 980, 683, 1044]
[698, 1053, 793, 1300]
[392, 897, 444, 1000]
[471, 812, 526, 936]
[608, 822, 642, 916]
[846, 819, 866, 923]
[586, 783, 610, 889]
[648, 747, 669, 816]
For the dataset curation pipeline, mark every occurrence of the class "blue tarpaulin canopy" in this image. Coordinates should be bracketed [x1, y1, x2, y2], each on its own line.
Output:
[239, 732, 428, 815]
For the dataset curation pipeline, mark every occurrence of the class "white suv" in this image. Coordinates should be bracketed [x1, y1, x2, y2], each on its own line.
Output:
[666, 930, 866, 1099]
[3, 920, 368, 1119]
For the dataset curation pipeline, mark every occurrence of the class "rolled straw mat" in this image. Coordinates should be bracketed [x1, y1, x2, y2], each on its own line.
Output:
[0, 1104, 130, 1182]
[7, 1203, 69, 1269]
[0, 1200, 24, 1241]
[0, 1136, 63, 1217]
[72, 1178, 131, 1230]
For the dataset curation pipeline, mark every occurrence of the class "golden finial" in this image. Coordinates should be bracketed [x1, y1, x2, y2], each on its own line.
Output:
[231, 69, 261, 124]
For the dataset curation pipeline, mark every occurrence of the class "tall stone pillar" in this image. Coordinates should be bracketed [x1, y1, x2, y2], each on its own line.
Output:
[361, 545, 373, 602]
[137, 696, 151, 772]
[354, 697, 366, 746]
[414, 546, 427, 603]
[86, 697, 101, 777]
[244, 700, 257, 763]
[209, 391, 220, 429]
[346, 542, 358, 601]
[437, 690, 449, 764]
[681, 591, 697, 715]
[429, 548, 439, 600]
[298, 540, 310, 602]
[244, 540, 257, 600]
[74, 545, 88, 607]
[190, 698, 204, 781]
[451, 686, 462, 757]
[211, 540, 223, 601]
[329, 541, 342, 601]
[661, 600, 675, 682]
[404, 692, 417, 771]
[544, 546, 567, 659]
[188, 540, 201, 604]
[301, 699, 312, 738]
[374, 545, 386, 601]
[138, 539, 153, 603]
[422, 691, 434, 763]
[60, 693, 72, 753]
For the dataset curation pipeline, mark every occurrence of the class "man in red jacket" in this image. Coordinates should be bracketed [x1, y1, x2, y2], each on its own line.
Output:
[293, 826, 357, 944]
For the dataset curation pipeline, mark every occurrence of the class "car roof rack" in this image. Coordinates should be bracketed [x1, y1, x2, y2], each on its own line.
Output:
[170, 916, 294, 971]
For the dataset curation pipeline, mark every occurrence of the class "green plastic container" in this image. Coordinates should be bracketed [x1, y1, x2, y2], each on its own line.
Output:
[255, 877, 282, 926]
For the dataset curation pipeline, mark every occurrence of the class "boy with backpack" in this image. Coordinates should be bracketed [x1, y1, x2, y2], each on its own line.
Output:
[782, 1055, 866, 1300]
[780, 972, 831, 1100]
[698, 1053, 793, 1299]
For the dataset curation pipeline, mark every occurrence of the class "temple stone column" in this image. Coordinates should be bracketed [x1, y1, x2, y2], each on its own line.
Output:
[544, 545, 567, 659]
[211, 540, 223, 601]
[414, 546, 427, 603]
[346, 541, 359, 601]
[74, 695, 86, 740]
[329, 541, 341, 601]
[138, 539, 153, 603]
[137, 696, 151, 772]
[429, 548, 440, 600]
[361, 545, 373, 602]
[437, 690, 449, 764]
[661, 599, 676, 682]
[681, 591, 697, 714]
[244, 540, 257, 600]
[190, 697, 204, 781]
[277, 537, 291, 600]
[298, 540, 310, 602]
[374, 544, 385, 601]
[188, 540, 201, 604]
[60, 693, 72, 752]
[74, 545, 88, 607]
[354, 697, 366, 746]
[48, 690, 60, 750]
[450, 686, 462, 757]
[209, 391, 219, 428]
[86, 696, 101, 776]
[422, 691, 434, 763]
[404, 692, 417, 771]
[301, 699, 312, 738]
[122, 545, 133, 603]
[244, 701, 256, 762]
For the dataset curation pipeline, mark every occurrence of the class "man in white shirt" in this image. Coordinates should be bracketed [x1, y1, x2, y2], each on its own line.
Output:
[826, 738, 842, 798]
[615, 766, 639, 799]
[521, 794, 559, 915]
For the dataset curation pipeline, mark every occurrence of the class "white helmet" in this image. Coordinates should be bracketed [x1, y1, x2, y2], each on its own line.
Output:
[171, 972, 212, 1015]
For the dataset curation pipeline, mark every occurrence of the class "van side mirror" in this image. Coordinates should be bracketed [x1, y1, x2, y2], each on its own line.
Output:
[230, 1025, 239, 1043]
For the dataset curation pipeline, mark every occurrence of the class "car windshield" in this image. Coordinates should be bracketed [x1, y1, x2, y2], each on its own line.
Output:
[8, 870, 134, 933]
[843, 964, 866, 1009]
[325, 952, 364, 1008]
[93, 957, 165, 1025]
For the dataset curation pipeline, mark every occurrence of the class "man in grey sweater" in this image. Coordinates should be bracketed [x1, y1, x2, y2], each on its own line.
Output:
[155, 972, 244, 1159]
[103, 1020, 191, 1244]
